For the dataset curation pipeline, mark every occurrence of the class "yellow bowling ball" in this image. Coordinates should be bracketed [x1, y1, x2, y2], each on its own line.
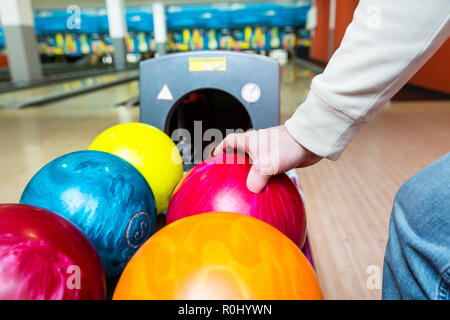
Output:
[89, 122, 183, 213]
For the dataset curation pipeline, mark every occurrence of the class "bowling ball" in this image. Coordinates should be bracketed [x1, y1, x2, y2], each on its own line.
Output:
[113, 212, 323, 300]
[0, 204, 105, 300]
[20, 150, 157, 278]
[167, 154, 307, 247]
[89, 122, 183, 214]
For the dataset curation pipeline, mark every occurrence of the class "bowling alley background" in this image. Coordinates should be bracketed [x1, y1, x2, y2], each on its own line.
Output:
[0, 0, 449, 301]
[0, 2, 311, 76]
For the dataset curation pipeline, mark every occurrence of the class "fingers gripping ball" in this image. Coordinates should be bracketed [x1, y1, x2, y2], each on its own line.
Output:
[20, 151, 157, 278]
[113, 212, 323, 300]
[89, 122, 184, 214]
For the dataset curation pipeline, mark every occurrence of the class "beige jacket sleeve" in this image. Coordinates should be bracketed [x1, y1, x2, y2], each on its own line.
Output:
[285, 0, 450, 160]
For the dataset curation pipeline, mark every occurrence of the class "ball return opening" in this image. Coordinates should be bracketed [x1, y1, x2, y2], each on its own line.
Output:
[165, 88, 252, 167]
[140, 51, 315, 268]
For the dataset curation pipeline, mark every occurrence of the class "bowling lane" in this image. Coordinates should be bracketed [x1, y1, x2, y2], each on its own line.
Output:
[279, 65, 316, 122]
[0, 79, 140, 203]
[300, 102, 450, 299]
[0, 69, 139, 108]
[0, 60, 314, 204]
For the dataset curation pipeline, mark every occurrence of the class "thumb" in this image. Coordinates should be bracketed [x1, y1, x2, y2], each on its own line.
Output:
[247, 164, 270, 193]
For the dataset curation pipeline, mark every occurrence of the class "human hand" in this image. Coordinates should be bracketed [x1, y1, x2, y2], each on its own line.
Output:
[213, 125, 322, 193]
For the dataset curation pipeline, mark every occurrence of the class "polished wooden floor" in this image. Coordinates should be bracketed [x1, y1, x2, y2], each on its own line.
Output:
[300, 101, 449, 299]
[0, 62, 448, 299]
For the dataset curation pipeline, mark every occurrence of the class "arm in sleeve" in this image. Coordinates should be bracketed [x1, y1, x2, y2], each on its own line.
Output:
[285, 0, 450, 160]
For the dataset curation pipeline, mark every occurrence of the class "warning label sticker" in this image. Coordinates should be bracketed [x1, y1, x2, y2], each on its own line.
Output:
[189, 57, 227, 72]
[157, 84, 174, 101]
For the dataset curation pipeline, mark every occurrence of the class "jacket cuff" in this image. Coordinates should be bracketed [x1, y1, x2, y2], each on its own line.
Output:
[284, 90, 363, 160]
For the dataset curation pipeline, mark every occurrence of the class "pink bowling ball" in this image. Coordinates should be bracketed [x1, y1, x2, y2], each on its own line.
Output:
[0, 204, 106, 300]
[167, 154, 307, 247]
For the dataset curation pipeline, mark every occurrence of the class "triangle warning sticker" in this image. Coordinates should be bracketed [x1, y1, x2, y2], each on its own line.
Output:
[157, 84, 174, 101]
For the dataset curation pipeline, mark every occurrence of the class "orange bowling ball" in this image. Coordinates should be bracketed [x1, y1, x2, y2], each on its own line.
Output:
[113, 212, 323, 300]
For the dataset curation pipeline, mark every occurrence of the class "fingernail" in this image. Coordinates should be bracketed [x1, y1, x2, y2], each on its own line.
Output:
[248, 184, 262, 194]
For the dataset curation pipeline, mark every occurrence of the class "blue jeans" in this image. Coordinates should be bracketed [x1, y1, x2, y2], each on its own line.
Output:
[382, 153, 450, 300]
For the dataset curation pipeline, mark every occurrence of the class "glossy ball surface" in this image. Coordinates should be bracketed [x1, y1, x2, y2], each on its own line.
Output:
[0, 204, 106, 300]
[113, 212, 322, 300]
[167, 154, 307, 247]
[89, 122, 183, 214]
[20, 150, 157, 278]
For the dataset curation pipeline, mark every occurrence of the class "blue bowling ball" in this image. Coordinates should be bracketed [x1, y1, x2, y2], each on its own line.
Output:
[20, 150, 157, 278]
